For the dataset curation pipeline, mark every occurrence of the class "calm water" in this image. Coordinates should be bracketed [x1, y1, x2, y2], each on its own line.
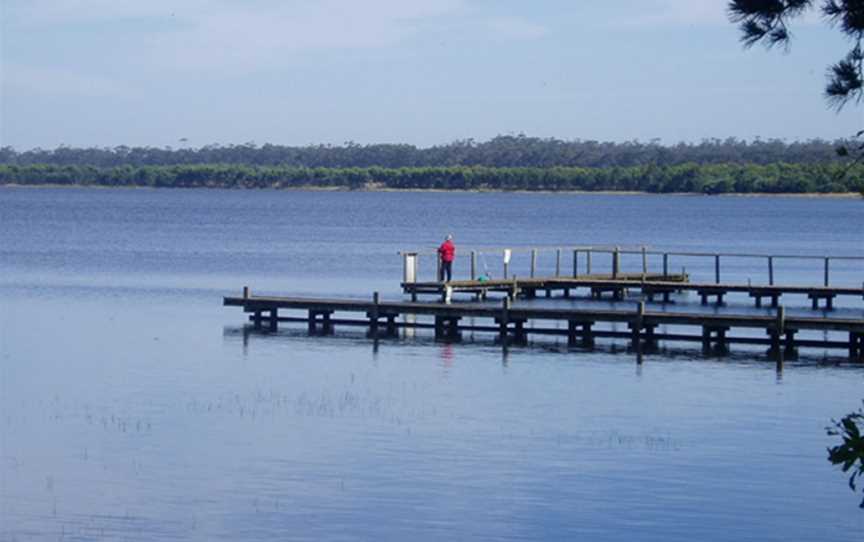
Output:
[1, 187, 863, 541]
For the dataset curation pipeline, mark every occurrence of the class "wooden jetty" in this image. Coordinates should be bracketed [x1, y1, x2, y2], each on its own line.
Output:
[224, 244, 863, 363]
[224, 290, 864, 363]
[400, 245, 864, 309]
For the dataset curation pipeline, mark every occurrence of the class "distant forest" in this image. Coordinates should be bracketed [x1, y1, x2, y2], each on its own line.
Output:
[1, 135, 862, 194]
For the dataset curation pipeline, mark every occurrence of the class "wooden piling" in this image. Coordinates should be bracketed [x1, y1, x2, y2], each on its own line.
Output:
[714, 254, 720, 284]
[773, 305, 785, 354]
[323, 311, 334, 335]
[253, 310, 262, 330]
[369, 291, 380, 339]
[633, 301, 645, 363]
[499, 297, 511, 344]
[775, 308, 785, 372]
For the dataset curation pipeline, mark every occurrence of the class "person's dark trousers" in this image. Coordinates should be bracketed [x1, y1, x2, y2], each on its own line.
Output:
[440, 261, 452, 282]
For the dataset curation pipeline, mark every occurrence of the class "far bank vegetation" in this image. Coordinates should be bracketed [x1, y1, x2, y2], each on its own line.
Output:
[1, 136, 861, 194]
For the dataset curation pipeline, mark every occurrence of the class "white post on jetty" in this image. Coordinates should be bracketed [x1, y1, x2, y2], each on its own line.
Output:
[403, 252, 418, 284]
[503, 249, 512, 279]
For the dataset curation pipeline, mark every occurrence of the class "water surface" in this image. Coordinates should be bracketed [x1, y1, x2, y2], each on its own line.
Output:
[1, 188, 862, 541]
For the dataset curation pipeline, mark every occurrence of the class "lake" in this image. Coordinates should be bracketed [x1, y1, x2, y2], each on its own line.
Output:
[1, 187, 862, 541]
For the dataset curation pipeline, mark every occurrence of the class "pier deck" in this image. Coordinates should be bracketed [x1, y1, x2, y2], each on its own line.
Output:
[224, 293, 864, 362]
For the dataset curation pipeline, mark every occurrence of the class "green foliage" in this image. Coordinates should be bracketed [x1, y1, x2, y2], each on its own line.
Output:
[0, 136, 854, 169]
[1, 162, 861, 194]
[729, 0, 864, 110]
[827, 402, 864, 508]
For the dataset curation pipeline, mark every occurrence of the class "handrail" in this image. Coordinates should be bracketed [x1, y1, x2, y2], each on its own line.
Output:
[400, 243, 863, 288]
[400, 245, 864, 261]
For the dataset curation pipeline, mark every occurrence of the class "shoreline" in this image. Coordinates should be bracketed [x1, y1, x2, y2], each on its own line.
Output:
[1, 182, 861, 198]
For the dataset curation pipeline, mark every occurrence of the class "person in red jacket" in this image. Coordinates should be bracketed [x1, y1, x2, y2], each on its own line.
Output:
[437, 234, 455, 282]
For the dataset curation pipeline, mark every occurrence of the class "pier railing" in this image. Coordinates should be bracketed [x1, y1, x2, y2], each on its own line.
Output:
[400, 246, 864, 287]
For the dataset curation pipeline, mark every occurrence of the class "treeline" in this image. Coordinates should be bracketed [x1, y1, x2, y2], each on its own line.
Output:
[0, 135, 853, 169]
[2, 163, 861, 194]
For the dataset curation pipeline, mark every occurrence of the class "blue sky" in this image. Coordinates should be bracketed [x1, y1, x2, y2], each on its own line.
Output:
[1, 0, 861, 149]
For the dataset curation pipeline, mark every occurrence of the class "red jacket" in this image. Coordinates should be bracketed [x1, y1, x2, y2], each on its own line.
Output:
[438, 240, 455, 262]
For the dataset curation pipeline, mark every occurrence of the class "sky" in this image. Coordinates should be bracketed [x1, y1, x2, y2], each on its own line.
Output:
[1, 0, 862, 150]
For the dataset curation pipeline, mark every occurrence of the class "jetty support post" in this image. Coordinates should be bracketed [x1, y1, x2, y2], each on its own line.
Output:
[434, 316, 444, 339]
[503, 249, 511, 279]
[752, 290, 779, 309]
[850, 332, 864, 362]
[572, 249, 579, 277]
[809, 291, 836, 311]
[824, 257, 830, 287]
[268, 308, 278, 332]
[714, 254, 721, 284]
[306, 310, 333, 335]
[470, 251, 477, 280]
[243, 286, 250, 299]
[770, 306, 786, 369]
[663, 254, 669, 278]
[612, 247, 620, 279]
[434, 316, 461, 342]
[368, 291, 380, 339]
[530, 249, 537, 278]
[582, 321, 595, 347]
[702, 325, 729, 355]
[587, 249, 593, 275]
[508, 275, 519, 300]
[382, 312, 397, 337]
[568, 318, 595, 348]
[768, 256, 774, 286]
[308, 310, 317, 334]
[783, 327, 798, 359]
[513, 318, 528, 345]
[497, 297, 511, 346]
[641, 246, 648, 278]
[556, 249, 562, 277]
[631, 301, 645, 363]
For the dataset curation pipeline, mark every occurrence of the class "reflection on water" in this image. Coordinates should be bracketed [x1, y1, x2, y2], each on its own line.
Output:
[2, 188, 863, 541]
